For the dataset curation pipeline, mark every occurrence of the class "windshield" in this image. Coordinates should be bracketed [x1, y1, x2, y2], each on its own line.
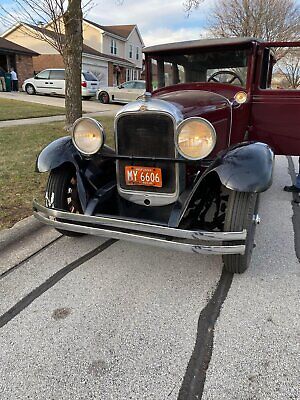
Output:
[149, 48, 250, 90]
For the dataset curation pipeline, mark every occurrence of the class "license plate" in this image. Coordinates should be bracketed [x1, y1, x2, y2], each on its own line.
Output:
[125, 166, 162, 187]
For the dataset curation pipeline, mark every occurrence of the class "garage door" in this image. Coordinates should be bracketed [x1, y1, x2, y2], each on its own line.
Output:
[82, 56, 108, 87]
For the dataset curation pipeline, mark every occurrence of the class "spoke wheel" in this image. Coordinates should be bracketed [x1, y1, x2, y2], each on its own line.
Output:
[223, 191, 259, 274]
[46, 166, 84, 237]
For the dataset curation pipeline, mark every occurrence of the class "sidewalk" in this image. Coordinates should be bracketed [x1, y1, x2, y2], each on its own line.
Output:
[0, 111, 117, 128]
[0, 91, 121, 113]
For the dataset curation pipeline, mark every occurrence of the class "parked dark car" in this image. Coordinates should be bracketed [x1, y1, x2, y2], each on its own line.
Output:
[33, 37, 300, 273]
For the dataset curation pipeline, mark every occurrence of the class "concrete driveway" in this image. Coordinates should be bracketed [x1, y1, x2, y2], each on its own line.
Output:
[0, 156, 299, 400]
[0, 91, 121, 114]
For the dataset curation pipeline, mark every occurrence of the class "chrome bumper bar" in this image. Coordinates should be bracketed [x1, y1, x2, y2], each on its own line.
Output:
[33, 200, 247, 255]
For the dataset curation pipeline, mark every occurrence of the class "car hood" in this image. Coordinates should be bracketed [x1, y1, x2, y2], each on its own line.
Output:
[116, 89, 232, 156]
[154, 89, 232, 155]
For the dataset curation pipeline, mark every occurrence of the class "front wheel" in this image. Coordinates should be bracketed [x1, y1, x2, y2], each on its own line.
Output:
[26, 84, 35, 95]
[223, 191, 259, 274]
[45, 166, 84, 237]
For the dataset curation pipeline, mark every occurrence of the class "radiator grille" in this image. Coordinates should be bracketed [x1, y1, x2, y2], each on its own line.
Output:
[116, 112, 176, 193]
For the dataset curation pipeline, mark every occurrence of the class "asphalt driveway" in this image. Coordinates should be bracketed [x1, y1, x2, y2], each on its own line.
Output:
[0, 156, 299, 400]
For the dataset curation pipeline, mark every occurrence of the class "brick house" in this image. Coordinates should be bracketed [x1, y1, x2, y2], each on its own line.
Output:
[0, 37, 38, 87]
[1, 19, 144, 87]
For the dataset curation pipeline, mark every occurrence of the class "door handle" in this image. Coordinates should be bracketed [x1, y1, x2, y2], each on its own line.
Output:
[49, 82, 53, 84]
[45, 82, 49, 84]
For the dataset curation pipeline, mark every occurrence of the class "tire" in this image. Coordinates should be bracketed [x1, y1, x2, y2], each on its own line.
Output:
[222, 191, 259, 274]
[26, 84, 35, 95]
[46, 166, 84, 237]
[98, 91, 110, 104]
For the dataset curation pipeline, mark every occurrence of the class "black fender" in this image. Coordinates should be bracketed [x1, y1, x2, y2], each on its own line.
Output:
[36, 136, 116, 211]
[209, 142, 274, 192]
[36, 136, 80, 173]
[169, 142, 274, 227]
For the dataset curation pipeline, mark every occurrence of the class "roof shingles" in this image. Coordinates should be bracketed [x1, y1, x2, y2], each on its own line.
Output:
[84, 19, 135, 39]
[0, 37, 39, 56]
[23, 23, 134, 65]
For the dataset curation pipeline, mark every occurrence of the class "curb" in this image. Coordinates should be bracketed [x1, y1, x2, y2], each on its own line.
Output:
[0, 216, 43, 253]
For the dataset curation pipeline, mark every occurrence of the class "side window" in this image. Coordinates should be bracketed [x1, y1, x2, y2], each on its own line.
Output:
[122, 81, 134, 89]
[49, 70, 65, 80]
[35, 70, 50, 80]
[111, 39, 117, 55]
[134, 82, 145, 89]
[260, 49, 271, 89]
[261, 47, 300, 90]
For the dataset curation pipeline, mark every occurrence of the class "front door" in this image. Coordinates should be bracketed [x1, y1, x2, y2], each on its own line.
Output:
[116, 81, 136, 102]
[251, 44, 300, 155]
[33, 70, 50, 94]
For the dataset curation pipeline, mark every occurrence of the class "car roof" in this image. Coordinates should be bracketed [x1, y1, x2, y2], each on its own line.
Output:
[143, 37, 260, 54]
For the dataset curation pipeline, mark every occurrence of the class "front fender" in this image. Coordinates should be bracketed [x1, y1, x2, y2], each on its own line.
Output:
[210, 142, 274, 192]
[169, 142, 274, 228]
[36, 136, 81, 173]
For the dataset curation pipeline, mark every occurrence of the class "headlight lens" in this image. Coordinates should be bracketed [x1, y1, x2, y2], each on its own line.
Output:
[176, 118, 216, 160]
[72, 117, 105, 155]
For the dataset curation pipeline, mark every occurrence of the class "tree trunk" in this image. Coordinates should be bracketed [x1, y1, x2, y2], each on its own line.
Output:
[63, 0, 83, 130]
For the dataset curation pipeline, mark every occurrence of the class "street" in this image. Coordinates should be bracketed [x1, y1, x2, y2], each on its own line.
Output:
[0, 155, 299, 400]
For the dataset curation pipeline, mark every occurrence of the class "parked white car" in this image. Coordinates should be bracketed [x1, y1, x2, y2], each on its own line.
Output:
[22, 69, 100, 99]
[97, 80, 146, 104]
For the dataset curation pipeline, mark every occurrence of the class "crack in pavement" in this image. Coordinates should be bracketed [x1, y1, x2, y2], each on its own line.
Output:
[177, 269, 233, 400]
[0, 239, 117, 329]
[0, 235, 63, 280]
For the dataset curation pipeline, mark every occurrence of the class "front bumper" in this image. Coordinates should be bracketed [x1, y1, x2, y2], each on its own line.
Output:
[33, 200, 247, 255]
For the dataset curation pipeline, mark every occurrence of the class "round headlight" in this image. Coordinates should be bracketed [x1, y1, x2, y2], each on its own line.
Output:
[176, 118, 216, 160]
[234, 91, 248, 104]
[72, 117, 105, 155]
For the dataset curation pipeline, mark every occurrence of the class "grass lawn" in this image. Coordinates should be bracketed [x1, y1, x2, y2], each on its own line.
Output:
[0, 98, 66, 121]
[0, 116, 114, 229]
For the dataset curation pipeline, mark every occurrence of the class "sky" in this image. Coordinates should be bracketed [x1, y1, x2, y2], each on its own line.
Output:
[87, 0, 213, 45]
[0, 0, 213, 45]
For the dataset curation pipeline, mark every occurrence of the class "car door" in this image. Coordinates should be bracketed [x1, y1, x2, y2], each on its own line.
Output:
[132, 81, 146, 99]
[116, 81, 136, 102]
[251, 44, 300, 155]
[48, 70, 65, 95]
[33, 70, 50, 94]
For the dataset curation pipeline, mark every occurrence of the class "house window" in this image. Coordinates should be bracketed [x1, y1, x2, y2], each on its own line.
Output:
[136, 47, 139, 60]
[111, 39, 117, 55]
[129, 45, 133, 59]
[126, 69, 131, 81]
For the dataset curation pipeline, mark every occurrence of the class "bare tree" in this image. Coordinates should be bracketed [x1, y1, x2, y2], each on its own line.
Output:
[0, 0, 91, 128]
[276, 50, 300, 89]
[186, 0, 300, 42]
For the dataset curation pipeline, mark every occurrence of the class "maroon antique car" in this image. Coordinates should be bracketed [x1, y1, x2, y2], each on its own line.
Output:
[33, 37, 300, 273]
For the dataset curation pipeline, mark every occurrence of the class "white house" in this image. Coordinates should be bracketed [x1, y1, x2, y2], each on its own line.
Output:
[1, 18, 144, 87]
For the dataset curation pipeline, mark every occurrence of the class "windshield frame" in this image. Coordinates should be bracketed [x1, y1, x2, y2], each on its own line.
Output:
[145, 44, 254, 93]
